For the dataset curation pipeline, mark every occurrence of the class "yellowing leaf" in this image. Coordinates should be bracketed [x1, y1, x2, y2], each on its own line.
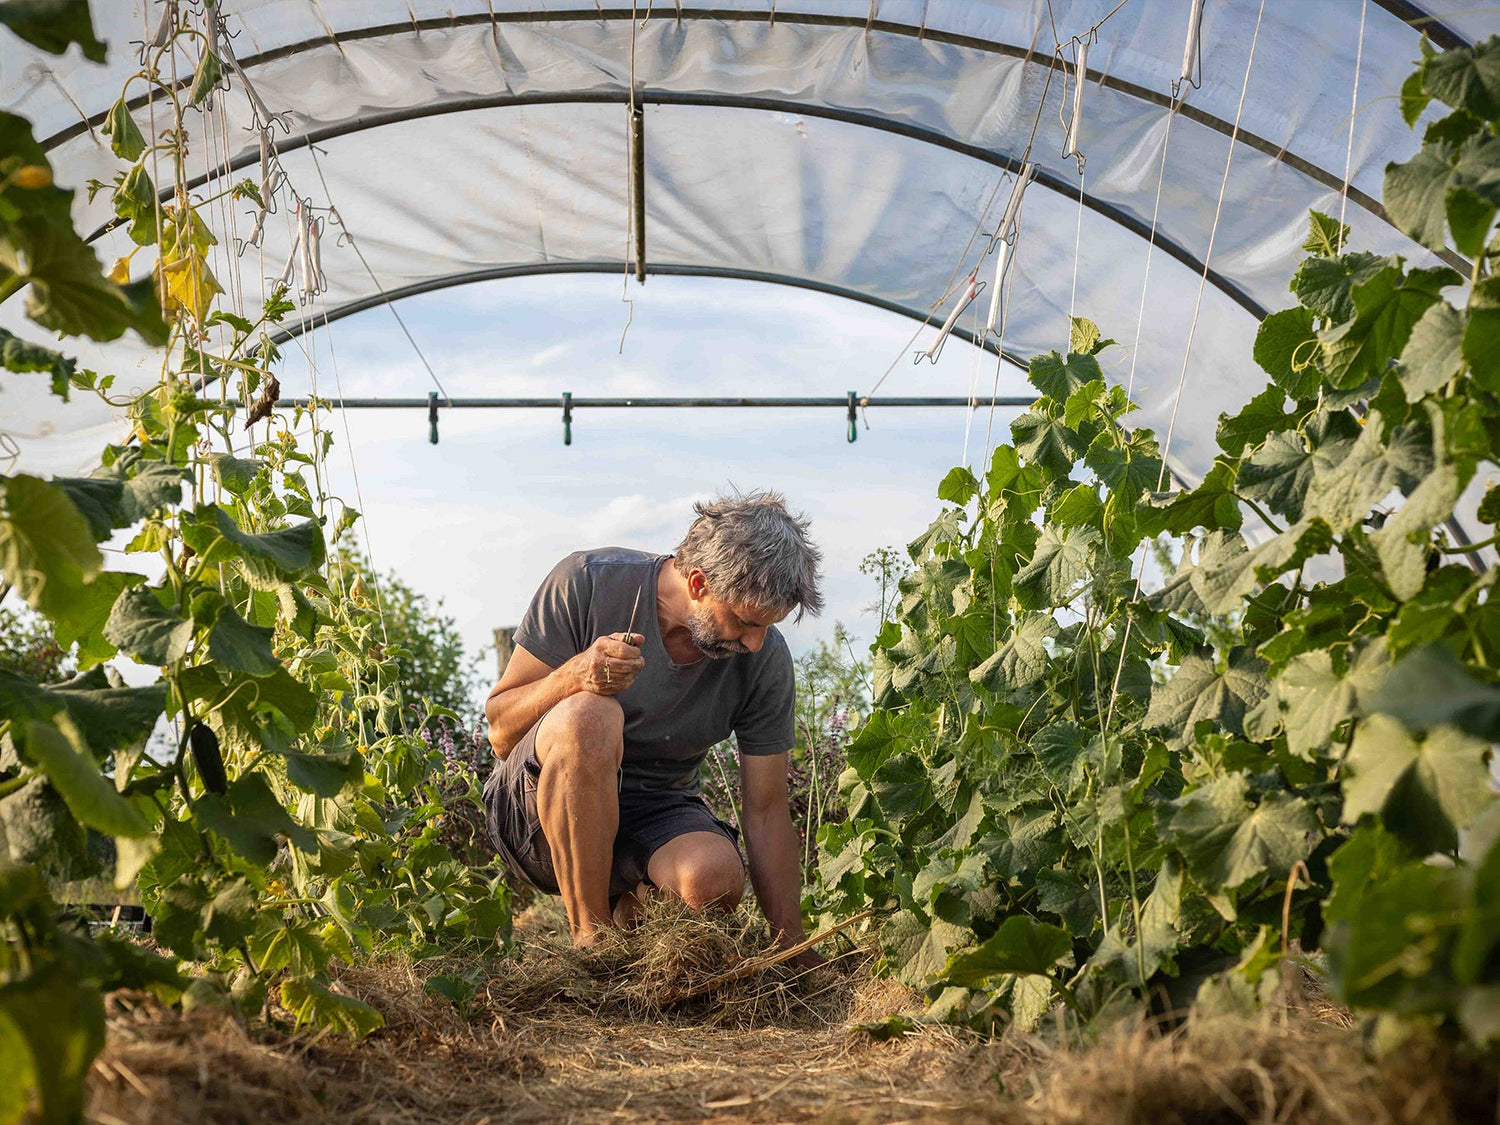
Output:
[161, 206, 217, 258]
[156, 250, 221, 324]
[11, 164, 52, 190]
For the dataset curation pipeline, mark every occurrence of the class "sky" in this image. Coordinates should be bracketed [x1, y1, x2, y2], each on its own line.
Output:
[272, 271, 1037, 690]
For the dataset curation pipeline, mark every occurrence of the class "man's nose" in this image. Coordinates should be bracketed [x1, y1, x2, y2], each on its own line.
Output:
[742, 627, 767, 653]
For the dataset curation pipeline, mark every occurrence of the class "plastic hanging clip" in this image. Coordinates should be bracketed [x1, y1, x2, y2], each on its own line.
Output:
[1062, 36, 1090, 170]
[1175, 0, 1206, 98]
[846, 391, 858, 443]
[427, 391, 439, 445]
[562, 391, 573, 447]
[916, 272, 983, 364]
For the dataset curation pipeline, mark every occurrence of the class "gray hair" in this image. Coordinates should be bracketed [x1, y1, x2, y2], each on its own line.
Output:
[674, 490, 824, 621]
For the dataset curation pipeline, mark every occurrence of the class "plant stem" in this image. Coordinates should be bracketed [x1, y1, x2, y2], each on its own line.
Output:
[1122, 819, 1147, 986]
[1440, 533, 1499, 553]
[1238, 495, 1285, 535]
[0, 770, 37, 800]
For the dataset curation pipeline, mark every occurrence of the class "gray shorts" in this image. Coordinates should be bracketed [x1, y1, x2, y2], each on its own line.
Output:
[482, 716, 741, 905]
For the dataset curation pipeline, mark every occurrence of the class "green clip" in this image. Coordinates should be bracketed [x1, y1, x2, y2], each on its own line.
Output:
[846, 391, 858, 443]
[427, 391, 439, 445]
[562, 391, 573, 447]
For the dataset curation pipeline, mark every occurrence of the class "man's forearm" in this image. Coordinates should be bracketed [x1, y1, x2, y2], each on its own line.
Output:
[485, 669, 578, 758]
[486, 634, 644, 758]
[742, 803, 807, 946]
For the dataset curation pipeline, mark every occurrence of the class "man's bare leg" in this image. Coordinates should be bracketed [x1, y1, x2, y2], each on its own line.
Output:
[614, 834, 744, 927]
[647, 832, 746, 912]
[534, 693, 624, 946]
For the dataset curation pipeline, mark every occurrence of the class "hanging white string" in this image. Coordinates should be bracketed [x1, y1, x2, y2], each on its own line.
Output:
[310, 295, 400, 659]
[1125, 103, 1180, 399]
[1067, 166, 1086, 342]
[619, 0, 642, 353]
[199, 87, 244, 428]
[1060, 31, 1090, 345]
[274, 291, 413, 738]
[211, 96, 249, 322]
[1338, 0, 1368, 238]
[863, 54, 1062, 407]
[251, 142, 402, 707]
[961, 283, 985, 466]
[1156, 0, 1266, 487]
[303, 143, 453, 404]
[208, 4, 289, 133]
[1102, 0, 1268, 739]
[259, 223, 403, 691]
[982, 179, 1031, 467]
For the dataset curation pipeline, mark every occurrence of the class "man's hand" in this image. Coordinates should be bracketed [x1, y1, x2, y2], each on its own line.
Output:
[785, 945, 826, 972]
[568, 632, 644, 696]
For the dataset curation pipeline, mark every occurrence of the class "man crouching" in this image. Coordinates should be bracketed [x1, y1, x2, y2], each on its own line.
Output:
[483, 491, 823, 963]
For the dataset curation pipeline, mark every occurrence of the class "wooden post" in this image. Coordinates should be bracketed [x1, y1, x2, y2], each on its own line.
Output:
[494, 627, 517, 678]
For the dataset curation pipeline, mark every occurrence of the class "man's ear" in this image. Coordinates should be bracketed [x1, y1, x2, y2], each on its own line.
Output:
[686, 568, 710, 601]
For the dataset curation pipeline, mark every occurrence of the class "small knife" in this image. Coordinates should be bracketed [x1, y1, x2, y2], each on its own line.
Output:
[625, 584, 643, 644]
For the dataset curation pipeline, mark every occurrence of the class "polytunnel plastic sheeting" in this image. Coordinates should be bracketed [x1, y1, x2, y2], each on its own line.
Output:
[7, 100, 1261, 479]
[2, 0, 1499, 494]
[18, 10, 1464, 300]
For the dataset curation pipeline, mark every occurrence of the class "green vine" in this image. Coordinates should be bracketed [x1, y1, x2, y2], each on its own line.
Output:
[817, 34, 1500, 1049]
[0, 8, 509, 1120]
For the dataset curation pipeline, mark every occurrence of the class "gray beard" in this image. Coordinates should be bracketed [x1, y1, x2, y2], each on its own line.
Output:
[687, 608, 750, 659]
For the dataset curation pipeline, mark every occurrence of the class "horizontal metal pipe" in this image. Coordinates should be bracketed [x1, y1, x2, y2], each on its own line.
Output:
[261, 396, 1037, 409]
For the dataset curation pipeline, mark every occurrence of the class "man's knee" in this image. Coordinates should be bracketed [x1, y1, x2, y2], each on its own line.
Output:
[676, 853, 745, 913]
[538, 693, 624, 779]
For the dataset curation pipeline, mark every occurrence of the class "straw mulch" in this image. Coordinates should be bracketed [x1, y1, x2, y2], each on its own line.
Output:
[86, 899, 1488, 1124]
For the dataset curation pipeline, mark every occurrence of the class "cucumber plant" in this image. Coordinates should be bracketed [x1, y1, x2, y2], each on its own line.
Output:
[818, 34, 1500, 1047]
[0, 8, 509, 1120]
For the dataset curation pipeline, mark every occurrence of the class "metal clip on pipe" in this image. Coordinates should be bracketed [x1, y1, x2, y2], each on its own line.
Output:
[847, 391, 858, 443]
[562, 391, 573, 446]
[631, 107, 646, 284]
[428, 391, 439, 445]
[1177, 0, 1206, 96]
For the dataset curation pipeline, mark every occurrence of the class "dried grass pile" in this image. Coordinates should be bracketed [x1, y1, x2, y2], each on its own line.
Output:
[838, 968, 1488, 1125]
[484, 896, 868, 1028]
[89, 958, 540, 1125]
[988, 1009, 1487, 1125]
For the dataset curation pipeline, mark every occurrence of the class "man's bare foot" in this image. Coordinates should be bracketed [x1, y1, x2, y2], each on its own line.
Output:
[612, 882, 650, 928]
[572, 923, 613, 951]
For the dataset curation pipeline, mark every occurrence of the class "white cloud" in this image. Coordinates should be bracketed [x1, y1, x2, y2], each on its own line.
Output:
[529, 341, 572, 368]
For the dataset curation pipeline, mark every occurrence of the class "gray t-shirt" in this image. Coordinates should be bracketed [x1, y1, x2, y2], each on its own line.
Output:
[513, 548, 796, 792]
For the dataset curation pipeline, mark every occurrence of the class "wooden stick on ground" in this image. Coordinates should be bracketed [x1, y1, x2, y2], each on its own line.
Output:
[662, 909, 879, 1004]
